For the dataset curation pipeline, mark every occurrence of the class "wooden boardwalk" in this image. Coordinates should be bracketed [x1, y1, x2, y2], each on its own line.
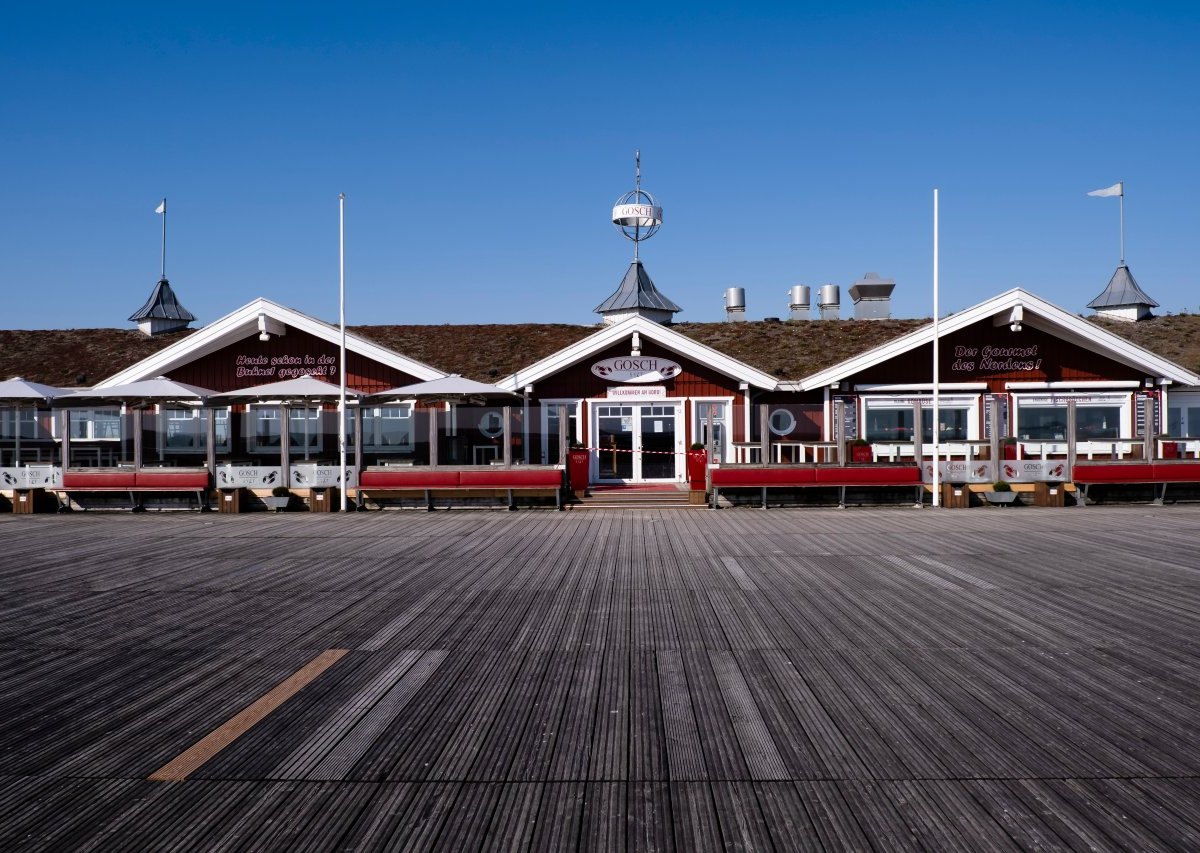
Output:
[1, 506, 1199, 850]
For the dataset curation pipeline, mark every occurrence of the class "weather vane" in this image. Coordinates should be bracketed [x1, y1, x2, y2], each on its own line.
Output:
[611, 149, 663, 262]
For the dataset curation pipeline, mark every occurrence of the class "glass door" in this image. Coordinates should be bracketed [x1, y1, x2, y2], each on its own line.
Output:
[593, 402, 681, 482]
[596, 405, 634, 480]
[640, 404, 677, 479]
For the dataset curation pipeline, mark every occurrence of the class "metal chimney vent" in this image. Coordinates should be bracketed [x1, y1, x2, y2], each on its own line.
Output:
[788, 285, 810, 321]
[818, 284, 840, 320]
[724, 287, 746, 322]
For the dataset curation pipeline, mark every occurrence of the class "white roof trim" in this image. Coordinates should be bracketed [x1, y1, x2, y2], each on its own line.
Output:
[97, 298, 446, 387]
[799, 288, 1200, 391]
[497, 315, 779, 391]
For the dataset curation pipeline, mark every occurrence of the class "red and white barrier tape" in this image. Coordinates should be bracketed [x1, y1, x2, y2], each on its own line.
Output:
[587, 446, 696, 456]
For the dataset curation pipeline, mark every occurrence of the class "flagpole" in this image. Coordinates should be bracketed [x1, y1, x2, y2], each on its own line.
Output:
[1119, 181, 1125, 265]
[338, 193, 348, 513]
[932, 188, 940, 508]
[160, 198, 167, 279]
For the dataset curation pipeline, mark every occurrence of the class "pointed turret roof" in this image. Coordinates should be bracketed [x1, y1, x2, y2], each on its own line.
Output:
[1087, 264, 1158, 310]
[594, 260, 681, 316]
[129, 277, 196, 323]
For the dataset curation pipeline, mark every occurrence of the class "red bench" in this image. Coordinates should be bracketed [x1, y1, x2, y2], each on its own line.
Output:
[58, 469, 210, 510]
[357, 467, 564, 510]
[709, 465, 923, 508]
[1073, 461, 1200, 503]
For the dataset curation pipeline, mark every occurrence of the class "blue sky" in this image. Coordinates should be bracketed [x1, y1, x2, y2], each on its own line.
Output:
[3, 2, 1198, 330]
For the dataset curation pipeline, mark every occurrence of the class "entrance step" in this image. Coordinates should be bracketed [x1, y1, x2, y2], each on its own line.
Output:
[568, 484, 704, 510]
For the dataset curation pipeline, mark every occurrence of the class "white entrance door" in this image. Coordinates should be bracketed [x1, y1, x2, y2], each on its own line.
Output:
[593, 403, 683, 483]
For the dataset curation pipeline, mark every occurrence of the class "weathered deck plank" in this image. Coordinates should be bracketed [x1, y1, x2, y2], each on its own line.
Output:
[1, 506, 1199, 850]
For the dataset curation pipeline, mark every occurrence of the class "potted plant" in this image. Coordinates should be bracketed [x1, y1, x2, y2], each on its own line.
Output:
[848, 438, 873, 463]
[263, 485, 293, 512]
[984, 479, 1020, 506]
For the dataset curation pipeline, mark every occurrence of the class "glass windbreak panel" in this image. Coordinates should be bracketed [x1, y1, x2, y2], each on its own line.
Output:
[866, 408, 914, 442]
[289, 407, 321, 456]
[921, 407, 969, 442]
[695, 401, 726, 462]
[1076, 406, 1120, 440]
[596, 405, 633, 479]
[640, 404, 676, 479]
[542, 403, 579, 464]
[361, 405, 414, 451]
[250, 407, 282, 451]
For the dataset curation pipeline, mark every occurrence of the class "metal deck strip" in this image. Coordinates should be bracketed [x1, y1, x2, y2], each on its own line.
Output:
[147, 648, 348, 782]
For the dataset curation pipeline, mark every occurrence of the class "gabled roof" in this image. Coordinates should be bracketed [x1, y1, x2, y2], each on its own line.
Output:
[128, 278, 196, 322]
[1087, 264, 1159, 310]
[594, 260, 681, 315]
[97, 298, 446, 388]
[795, 288, 1200, 391]
[498, 314, 779, 391]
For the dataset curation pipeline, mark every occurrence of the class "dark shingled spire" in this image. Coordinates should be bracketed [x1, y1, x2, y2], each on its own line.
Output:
[129, 277, 196, 335]
[594, 260, 681, 324]
[1086, 264, 1158, 310]
[130, 277, 196, 322]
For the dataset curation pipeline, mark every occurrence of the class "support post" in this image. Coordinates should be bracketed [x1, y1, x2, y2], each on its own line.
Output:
[1067, 400, 1077, 474]
[503, 406, 512, 468]
[759, 404, 769, 465]
[429, 407, 438, 467]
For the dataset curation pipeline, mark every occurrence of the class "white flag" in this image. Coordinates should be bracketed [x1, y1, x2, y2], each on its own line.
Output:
[154, 199, 166, 214]
[1087, 182, 1122, 197]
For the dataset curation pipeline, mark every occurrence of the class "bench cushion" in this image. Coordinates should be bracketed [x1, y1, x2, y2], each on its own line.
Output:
[711, 467, 818, 487]
[361, 470, 461, 488]
[458, 469, 562, 488]
[813, 466, 922, 486]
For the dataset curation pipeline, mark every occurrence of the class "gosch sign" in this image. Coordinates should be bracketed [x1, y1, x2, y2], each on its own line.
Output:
[591, 357, 681, 384]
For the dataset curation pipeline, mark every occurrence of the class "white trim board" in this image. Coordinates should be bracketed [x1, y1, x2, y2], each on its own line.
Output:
[498, 315, 778, 392]
[97, 298, 446, 388]
[798, 288, 1200, 391]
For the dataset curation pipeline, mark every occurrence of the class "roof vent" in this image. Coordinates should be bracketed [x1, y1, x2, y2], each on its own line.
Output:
[848, 272, 896, 320]
[788, 285, 810, 321]
[1087, 264, 1158, 322]
[724, 287, 746, 322]
[818, 284, 840, 320]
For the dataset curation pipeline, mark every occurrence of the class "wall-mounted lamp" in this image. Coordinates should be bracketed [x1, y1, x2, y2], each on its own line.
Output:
[257, 313, 285, 342]
[631, 331, 642, 357]
[1008, 305, 1023, 333]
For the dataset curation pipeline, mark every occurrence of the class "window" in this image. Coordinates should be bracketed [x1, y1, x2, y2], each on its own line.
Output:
[863, 395, 978, 443]
[1167, 393, 1200, 437]
[288, 407, 321, 450]
[69, 409, 121, 440]
[694, 400, 729, 462]
[768, 408, 796, 436]
[478, 410, 504, 439]
[0, 408, 38, 440]
[1013, 393, 1128, 441]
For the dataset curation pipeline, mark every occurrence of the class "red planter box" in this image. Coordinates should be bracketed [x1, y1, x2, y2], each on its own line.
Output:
[850, 445, 872, 463]
[567, 449, 590, 494]
[686, 450, 707, 490]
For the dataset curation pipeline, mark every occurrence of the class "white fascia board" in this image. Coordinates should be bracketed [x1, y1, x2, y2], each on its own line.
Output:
[798, 288, 1200, 390]
[97, 298, 446, 387]
[498, 315, 779, 391]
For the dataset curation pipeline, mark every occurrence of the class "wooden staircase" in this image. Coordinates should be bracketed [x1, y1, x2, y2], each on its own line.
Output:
[567, 484, 701, 510]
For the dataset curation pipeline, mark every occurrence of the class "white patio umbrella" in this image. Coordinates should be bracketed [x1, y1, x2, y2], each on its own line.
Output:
[0, 378, 67, 466]
[369, 374, 517, 404]
[57, 377, 216, 404]
[55, 377, 219, 467]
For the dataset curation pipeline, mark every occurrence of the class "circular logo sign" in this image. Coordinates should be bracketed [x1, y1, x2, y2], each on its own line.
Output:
[591, 357, 681, 384]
